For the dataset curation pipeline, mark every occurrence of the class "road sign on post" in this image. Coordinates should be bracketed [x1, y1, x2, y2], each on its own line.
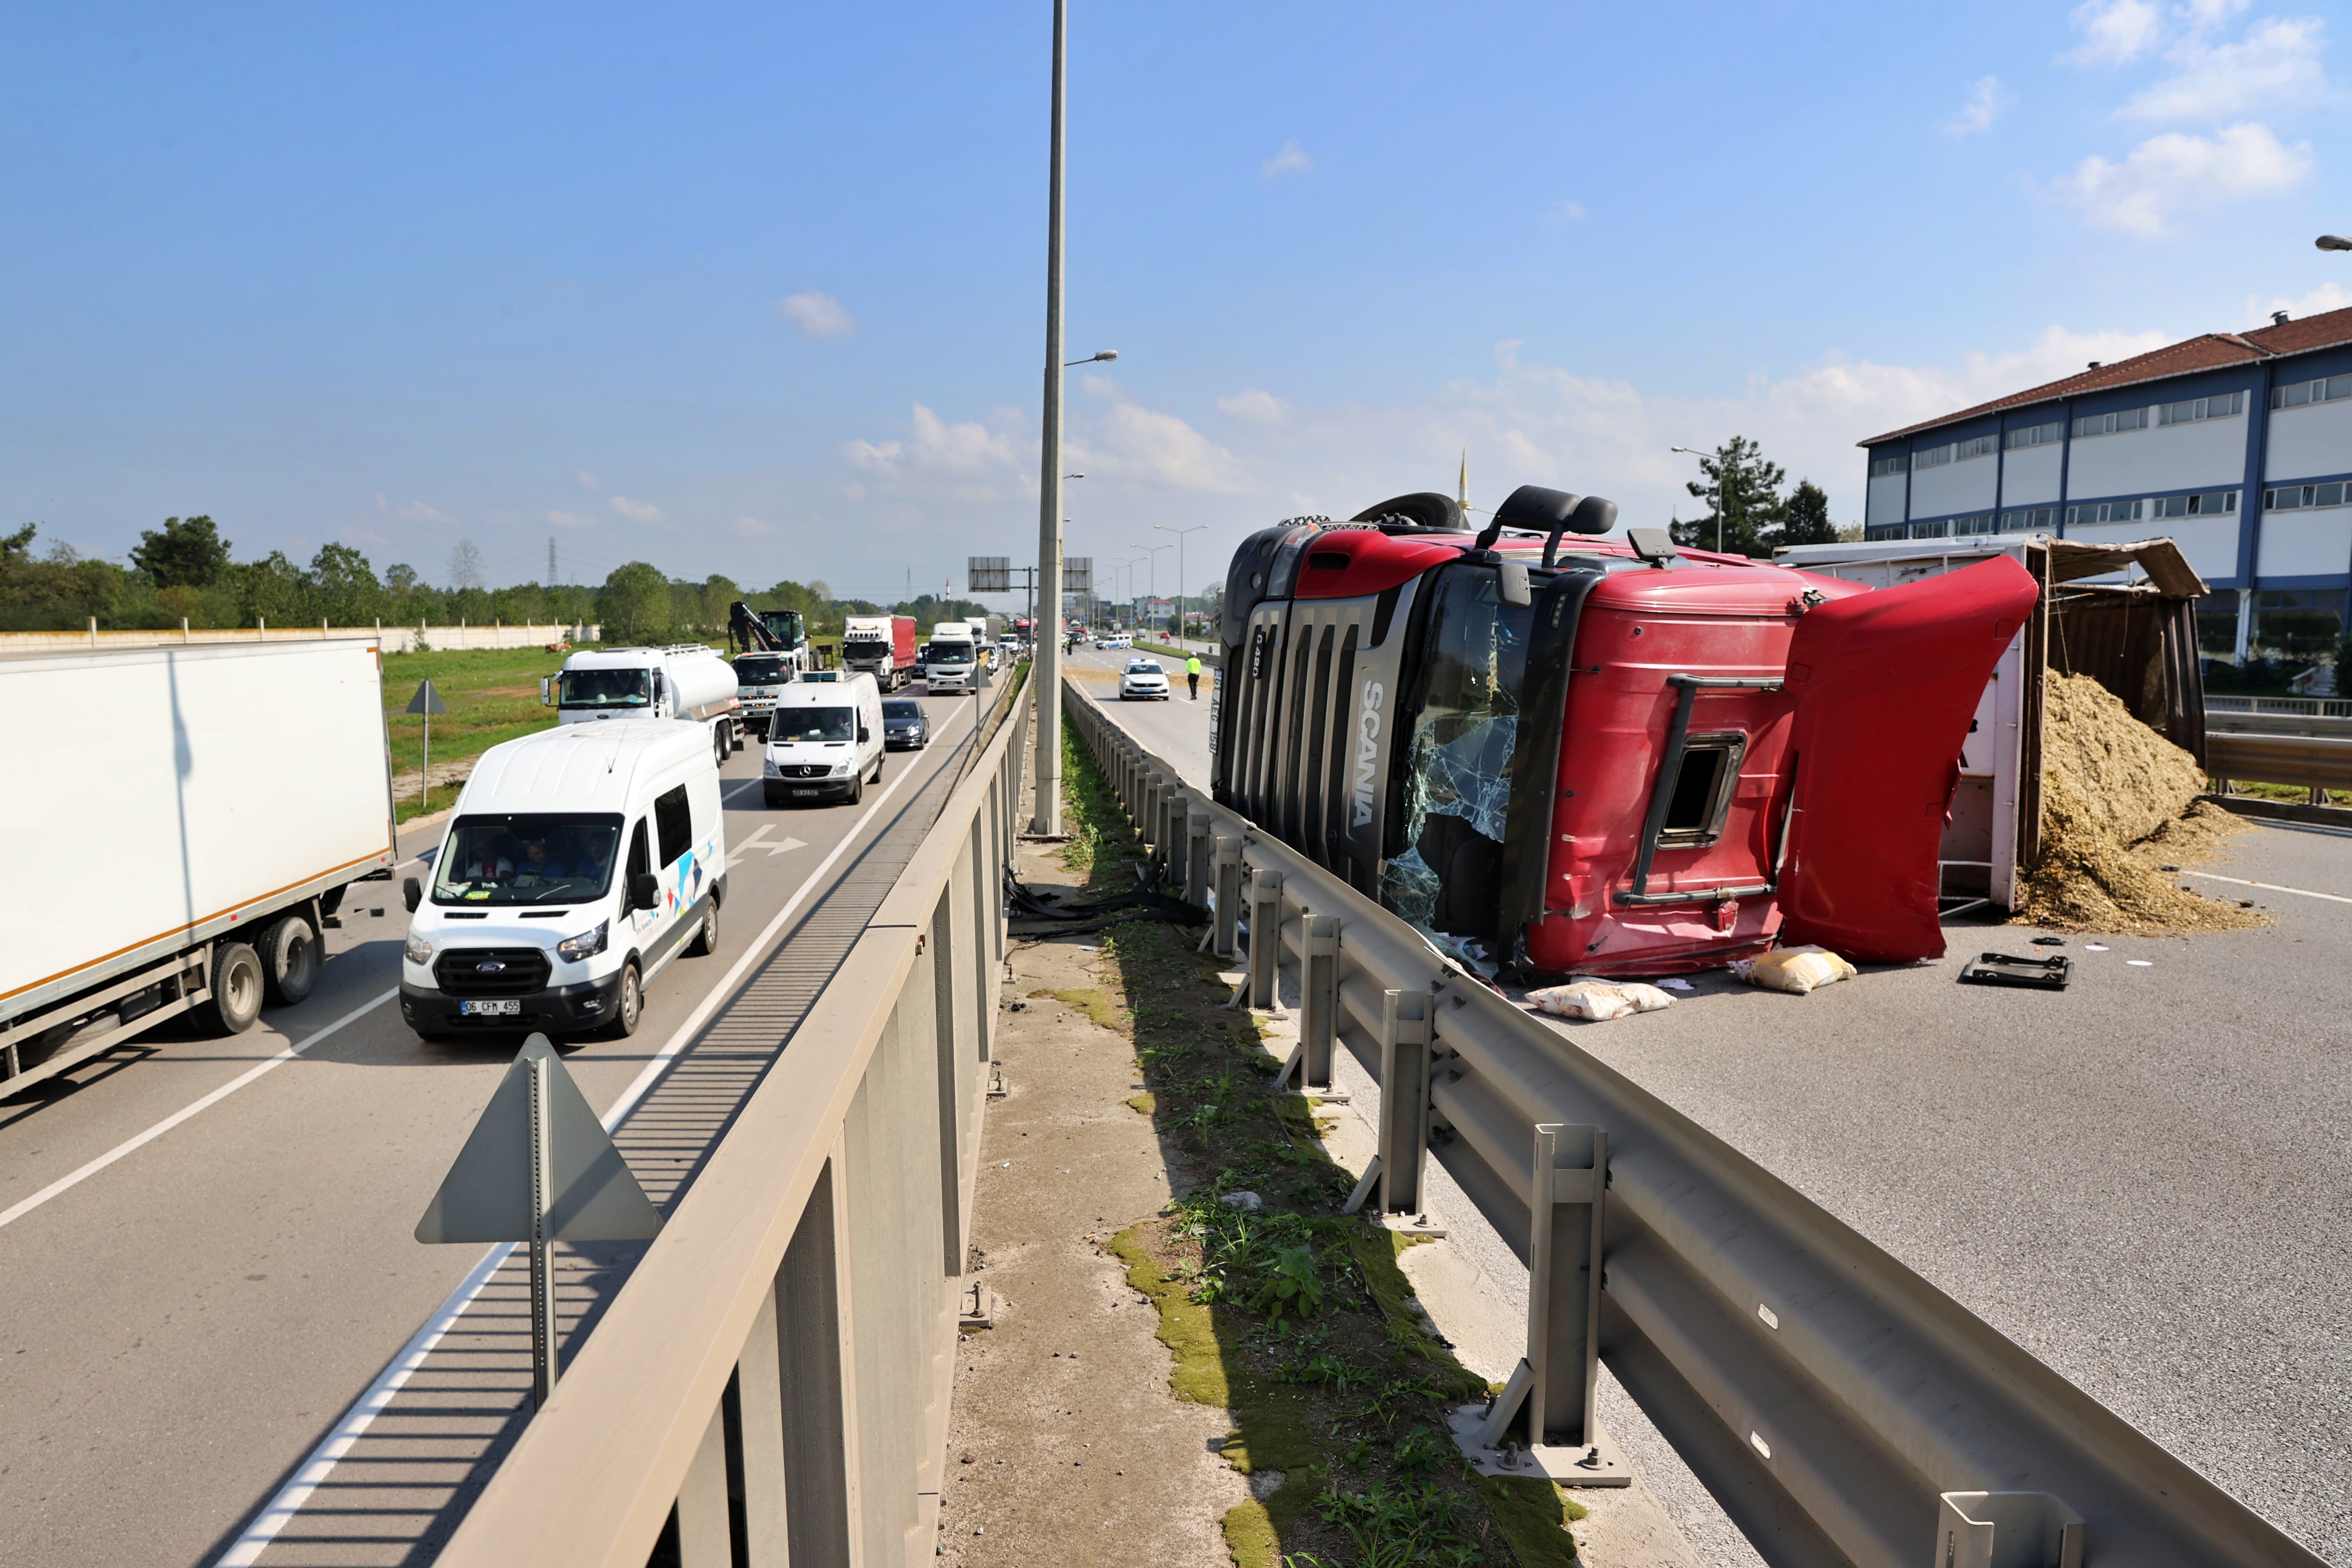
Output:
[416, 1034, 663, 1408]
[967, 556, 1013, 592]
[405, 679, 449, 814]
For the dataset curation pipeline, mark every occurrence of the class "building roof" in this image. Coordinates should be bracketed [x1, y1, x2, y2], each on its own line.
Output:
[1861, 305, 2352, 447]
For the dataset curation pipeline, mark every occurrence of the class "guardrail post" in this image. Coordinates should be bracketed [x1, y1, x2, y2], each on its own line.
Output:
[733, 1288, 790, 1565]
[1163, 792, 1190, 885]
[673, 1402, 733, 1565]
[1461, 1122, 1622, 1481]
[1937, 1492, 2086, 1568]
[1301, 915, 1340, 1091]
[1212, 837, 1242, 957]
[1144, 772, 1167, 851]
[1186, 808, 1212, 906]
[1376, 989, 1430, 1218]
[1247, 870, 1283, 1010]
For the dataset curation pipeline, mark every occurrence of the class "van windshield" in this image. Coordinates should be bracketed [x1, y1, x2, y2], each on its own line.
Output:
[772, 706, 853, 743]
[558, 668, 651, 708]
[433, 814, 624, 904]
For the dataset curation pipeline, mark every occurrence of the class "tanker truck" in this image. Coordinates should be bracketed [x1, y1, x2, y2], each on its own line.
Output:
[1209, 487, 2036, 980]
[545, 643, 743, 766]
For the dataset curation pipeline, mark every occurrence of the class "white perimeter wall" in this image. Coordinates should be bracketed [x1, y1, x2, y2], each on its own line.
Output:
[2255, 512, 2352, 578]
[0, 622, 599, 655]
[1908, 453, 1997, 517]
[2000, 444, 2062, 505]
[2264, 398, 2352, 482]
[1867, 472, 1908, 525]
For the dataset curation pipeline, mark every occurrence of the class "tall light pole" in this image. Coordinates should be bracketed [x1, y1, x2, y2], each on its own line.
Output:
[1155, 523, 1207, 647]
[1671, 444, 1727, 554]
[1136, 543, 1172, 634]
[1029, 0, 1117, 833]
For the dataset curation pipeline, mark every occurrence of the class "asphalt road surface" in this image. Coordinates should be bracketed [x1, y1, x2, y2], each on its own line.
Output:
[1069, 654, 2352, 1566]
[0, 686, 990, 1568]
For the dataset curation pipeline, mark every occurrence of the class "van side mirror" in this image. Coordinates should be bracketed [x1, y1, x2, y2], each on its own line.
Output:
[858, 724, 871, 742]
[403, 876, 422, 913]
[630, 871, 659, 912]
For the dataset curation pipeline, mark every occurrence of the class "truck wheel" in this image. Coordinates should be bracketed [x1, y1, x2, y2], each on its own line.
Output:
[608, 961, 643, 1039]
[199, 943, 265, 1035]
[686, 900, 718, 957]
[257, 915, 319, 1006]
[714, 726, 730, 769]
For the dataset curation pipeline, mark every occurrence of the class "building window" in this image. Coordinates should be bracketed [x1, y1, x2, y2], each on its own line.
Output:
[1954, 435, 1997, 460]
[2252, 590, 2344, 662]
[1909, 518, 1948, 538]
[2071, 407, 2150, 438]
[2196, 588, 2240, 658]
[2269, 375, 2352, 410]
[1999, 506, 2058, 532]
[2004, 420, 2064, 450]
[1863, 522, 1906, 540]
[1867, 452, 1908, 478]
[2147, 489, 2239, 519]
[2263, 481, 2350, 511]
[2065, 500, 2147, 527]
[2157, 391, 2244, 425]
[1913, 444, 1954, 470]
[1950, 513, 1998, 535]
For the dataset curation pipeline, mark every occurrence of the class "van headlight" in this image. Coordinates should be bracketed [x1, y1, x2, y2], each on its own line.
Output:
[833, 763, 851, 776]
[405, 931, 434, 965]
[557, 920, 609, 963]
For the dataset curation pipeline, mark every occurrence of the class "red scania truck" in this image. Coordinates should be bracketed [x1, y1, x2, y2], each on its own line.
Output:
[1210, 487, 2037, 978]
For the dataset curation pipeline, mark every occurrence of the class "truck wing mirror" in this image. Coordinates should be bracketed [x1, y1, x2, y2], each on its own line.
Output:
[540, 677, 551, 705]
[402, 876, 422, 913]
[1497, 559, 1532, 608]
[630, 871, 660, 911]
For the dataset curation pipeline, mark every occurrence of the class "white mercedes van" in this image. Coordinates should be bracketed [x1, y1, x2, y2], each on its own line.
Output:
[398, 720, 726, 1041]
[763, 672, 885, 806]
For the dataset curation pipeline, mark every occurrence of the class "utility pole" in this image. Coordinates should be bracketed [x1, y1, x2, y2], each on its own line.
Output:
[1031, 0, 1069, 835]
[547, 536, 557, 587]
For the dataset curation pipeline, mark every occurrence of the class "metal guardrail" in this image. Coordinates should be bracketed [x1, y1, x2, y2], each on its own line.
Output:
[2205, 694, 2352, 719]
[2206, 729, 2352, 791]
[1064, 678, 2321, 1568]
[432, 671, 1030, 1568]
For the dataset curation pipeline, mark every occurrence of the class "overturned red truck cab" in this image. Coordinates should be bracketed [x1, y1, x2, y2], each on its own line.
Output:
[1210, 487, 2039, 978]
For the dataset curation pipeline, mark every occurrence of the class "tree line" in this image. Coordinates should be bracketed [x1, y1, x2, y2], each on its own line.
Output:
[0, 515, 995, 644]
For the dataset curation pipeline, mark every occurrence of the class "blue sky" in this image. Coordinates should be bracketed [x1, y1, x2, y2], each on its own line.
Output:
[3, 1, 2346, 607]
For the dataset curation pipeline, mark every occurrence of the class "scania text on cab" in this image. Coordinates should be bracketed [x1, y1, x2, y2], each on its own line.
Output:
[399, 720, 726, 1040]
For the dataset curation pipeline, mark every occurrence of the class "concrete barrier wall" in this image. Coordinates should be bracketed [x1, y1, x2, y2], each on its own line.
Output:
[0, 622, 600, 655]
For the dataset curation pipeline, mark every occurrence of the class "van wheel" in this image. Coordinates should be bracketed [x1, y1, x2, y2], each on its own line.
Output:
[608, 962, 643, 1038]
[848, 769, 864, 805]
[256, 915, 319, 1006]
[872, 756, 885, 783]
[686, 901, 718, 957]
[199, 943, 265, 1035]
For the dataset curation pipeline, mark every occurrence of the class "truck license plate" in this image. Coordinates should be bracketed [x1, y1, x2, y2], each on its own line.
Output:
[461, 999, 521, 1016]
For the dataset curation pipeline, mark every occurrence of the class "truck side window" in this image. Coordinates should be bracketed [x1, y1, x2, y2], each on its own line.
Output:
[654, 784, 692, 868]
[1657, 733, 1747, 846]
[627, 820, 651, 887]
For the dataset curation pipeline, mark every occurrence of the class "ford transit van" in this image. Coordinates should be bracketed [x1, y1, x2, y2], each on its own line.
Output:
[398, 720, 726, 1041]
[763, 673, 885, 806]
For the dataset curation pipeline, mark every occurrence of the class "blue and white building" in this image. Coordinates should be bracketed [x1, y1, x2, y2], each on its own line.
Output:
[1859, 305, 2352, 661]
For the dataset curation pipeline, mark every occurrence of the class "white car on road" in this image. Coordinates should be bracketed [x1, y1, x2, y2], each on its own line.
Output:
[1118, 658, 1171, 701]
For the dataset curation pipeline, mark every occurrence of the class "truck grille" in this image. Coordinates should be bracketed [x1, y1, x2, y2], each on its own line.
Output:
[777, 763, 833, 779]
[435, 947, 552, 997]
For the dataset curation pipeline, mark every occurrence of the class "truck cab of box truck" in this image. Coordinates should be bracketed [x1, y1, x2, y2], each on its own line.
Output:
[548, 645, 742, 767]
[399, 720, 726, 1041]
[1210, 489, 2037, 979]
[925, 622, 980, 694]
[731, 651, 794, 739]
[762, 674, 886, 806]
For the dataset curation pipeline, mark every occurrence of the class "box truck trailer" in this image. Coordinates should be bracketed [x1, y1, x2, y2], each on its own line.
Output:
[0, 640, 398, 1095]
[1211, 487, 2037, 978]
[839, 615, 918, 690]
[924, 622, 981, 694]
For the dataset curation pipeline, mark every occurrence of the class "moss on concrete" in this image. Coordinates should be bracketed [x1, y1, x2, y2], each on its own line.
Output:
[1125, 1092, 1156, 1115]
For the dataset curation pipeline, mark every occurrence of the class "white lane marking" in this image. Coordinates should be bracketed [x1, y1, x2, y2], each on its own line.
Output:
[0, 989, 398, 1234]
[2178, 870, 2352, 906]
[728, 823, 809, 867]
[212, 695, 979, 1564]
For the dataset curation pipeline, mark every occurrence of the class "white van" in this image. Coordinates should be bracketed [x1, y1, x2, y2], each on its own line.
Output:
[398, 720, 725, 1041]
[763, 672, 885, 806]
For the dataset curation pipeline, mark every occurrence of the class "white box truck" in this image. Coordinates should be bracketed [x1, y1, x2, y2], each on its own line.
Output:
[924, 621, 980, 695]
[0, 640, 397, 1094]
[544, 643, 743, 766]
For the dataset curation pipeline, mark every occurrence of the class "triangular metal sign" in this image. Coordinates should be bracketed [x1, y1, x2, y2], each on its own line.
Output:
[415, 1034, 664, 1244]
[406, 678, 449, 716]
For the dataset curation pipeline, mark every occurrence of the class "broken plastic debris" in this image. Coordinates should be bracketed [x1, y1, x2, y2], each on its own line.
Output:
[1525, 980, 1675, 1020]
[1658, 977, 1696, 991]
[2085, 943, 2110, 952]
[2127, 959, 2154, 967]
[1732, 946, 1858, 995]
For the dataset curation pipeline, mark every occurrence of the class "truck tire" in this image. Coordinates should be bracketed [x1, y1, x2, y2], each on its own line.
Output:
[714, 725, 730, 769]
[199, 943, 265, 1035]
[257, 914, 319, 1006]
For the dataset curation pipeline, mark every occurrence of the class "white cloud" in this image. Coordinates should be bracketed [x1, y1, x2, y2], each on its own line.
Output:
[577, 469, 600, 490]
[1261, 140, 1312, 178]
[373, 493, 454, 525]
[775, 290, 857, 338]
[1217, 389, 1292, 424]
[1546, 199, 1588, 224]
[2245, 280, 2352, 322]
[545, 509, 594, 529]
[1069, 402, 1242, 493]
[2063, 0, 2166, 64]
[733, 516, 776, 537]
[842, 403, 1020, 478]
[610, 495, 665, 522]
[2117, 15, 2326, 123]
[1945, 76, 2013, 136]
[2050, 121, 2312, 236]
